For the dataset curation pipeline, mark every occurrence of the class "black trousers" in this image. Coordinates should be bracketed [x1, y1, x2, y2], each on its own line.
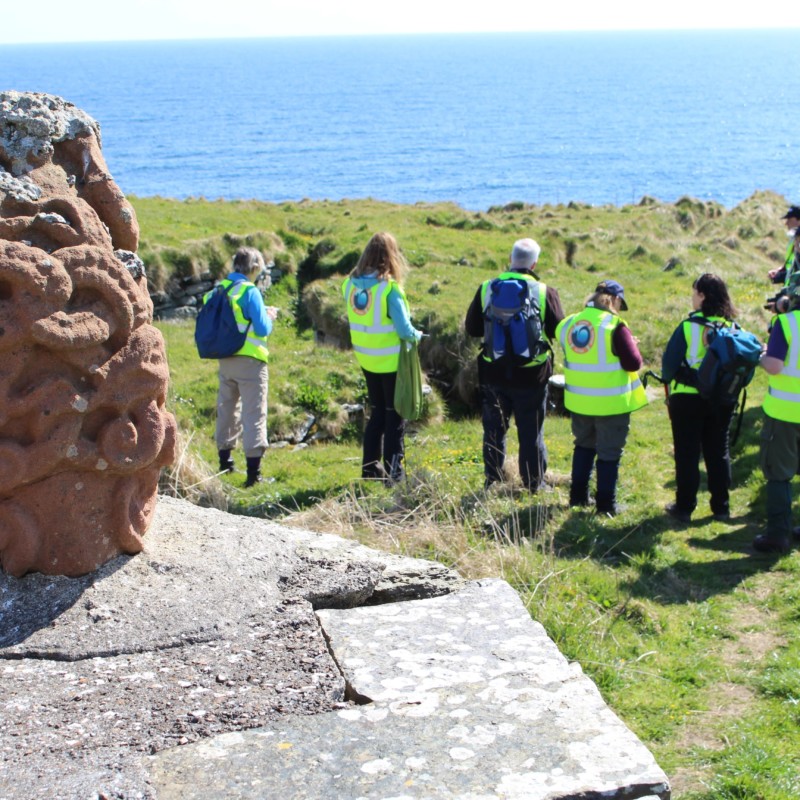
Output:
[481, 382, 548, 490]
[669, 392, 735, 515]
[362, 368, 405, 481]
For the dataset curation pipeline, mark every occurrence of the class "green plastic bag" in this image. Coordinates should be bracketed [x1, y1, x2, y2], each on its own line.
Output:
[394, 339, 424, 421]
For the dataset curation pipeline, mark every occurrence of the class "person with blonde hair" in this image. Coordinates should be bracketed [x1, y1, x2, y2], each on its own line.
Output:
[342, 232, 422, 483]
[557, 280, 647, 516]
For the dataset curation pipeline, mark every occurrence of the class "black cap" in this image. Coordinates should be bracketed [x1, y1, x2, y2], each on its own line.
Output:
[783, 206, 800, 220]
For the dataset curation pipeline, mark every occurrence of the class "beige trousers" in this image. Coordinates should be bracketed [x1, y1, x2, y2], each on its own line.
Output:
[215, 356, 269, 457]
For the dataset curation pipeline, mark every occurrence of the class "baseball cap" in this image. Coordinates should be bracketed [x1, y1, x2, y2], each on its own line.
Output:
[595, 279, 628, 311]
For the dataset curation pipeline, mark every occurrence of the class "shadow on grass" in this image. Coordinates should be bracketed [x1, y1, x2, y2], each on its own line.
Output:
[548, 500, 789, 604]
[229, 484, 354, 520]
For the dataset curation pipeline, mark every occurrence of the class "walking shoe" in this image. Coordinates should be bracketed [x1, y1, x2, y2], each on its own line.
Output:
[219, 459, 235, 474]
[752, 534, 790, 555]
[664, 503, 691, 524]
[244, 473, 262, 488]
[711, 511, 731, 522]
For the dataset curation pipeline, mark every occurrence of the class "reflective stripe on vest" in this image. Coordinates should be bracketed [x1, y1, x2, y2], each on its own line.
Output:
[670, 315, 729, 396]
[784, 239, 795, 285]
[343, 277, 402, 372]
[479, 273, 549, 367]
[204, 279, 269, 363]
[764, 311, 800, 422]
[556, 306, 648, 416]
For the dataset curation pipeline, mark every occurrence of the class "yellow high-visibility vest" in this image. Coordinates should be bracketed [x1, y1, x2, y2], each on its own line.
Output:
[203, 279, 269, 363]
[479, 272, 549, 367]
[670, 315, 729, 396]
[556, 306, 648, 416]
[342, 277, 403, 373]
[763, 310, 800, 423]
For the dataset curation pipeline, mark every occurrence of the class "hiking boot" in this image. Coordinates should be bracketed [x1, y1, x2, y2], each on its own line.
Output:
[218, 449, 235, 474]
[245, 456, 262, 488]
[752, 534, 790, 555]
[665, 503, 691, 524]
[244, 472, 262, 488]
[569, 486, 591, 507]
[712, 511, 731, 522]
[595, 493, 617, 517]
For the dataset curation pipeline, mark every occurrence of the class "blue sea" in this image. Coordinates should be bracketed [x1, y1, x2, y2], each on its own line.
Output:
[1, 31, 798, 210]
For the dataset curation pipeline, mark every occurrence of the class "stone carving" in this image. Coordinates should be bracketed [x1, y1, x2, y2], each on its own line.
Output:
[0, 91, 176, 577]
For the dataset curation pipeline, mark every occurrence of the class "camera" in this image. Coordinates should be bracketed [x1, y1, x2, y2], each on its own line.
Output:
[765, 288, 789, 312]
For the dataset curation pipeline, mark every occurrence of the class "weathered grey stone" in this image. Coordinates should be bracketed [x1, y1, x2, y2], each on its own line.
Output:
[0, 496, 468, 799]
[0, 91, 100, 175]
[0, 167, 42, 201]
[2, 498, 667, 799]
[151, 580, 670, 799]
[286, 526, 465, 604]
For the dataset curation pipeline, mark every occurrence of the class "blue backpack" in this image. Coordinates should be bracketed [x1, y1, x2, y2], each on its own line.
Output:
[195, 281, 249, 359]
[483, 277, 547, 364]
[692, 319, 762, 405]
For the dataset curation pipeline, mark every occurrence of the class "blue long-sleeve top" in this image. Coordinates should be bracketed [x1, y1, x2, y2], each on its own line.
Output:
[348, 274, 422, 341]
[661, 322, 690, 385]
[228, 272, 273, 338]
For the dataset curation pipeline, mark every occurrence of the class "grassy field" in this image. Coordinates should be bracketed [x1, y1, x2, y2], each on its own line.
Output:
[140, 192, 800, 799]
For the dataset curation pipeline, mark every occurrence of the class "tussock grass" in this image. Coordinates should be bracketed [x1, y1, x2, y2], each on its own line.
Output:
[158, 429, 228, 511]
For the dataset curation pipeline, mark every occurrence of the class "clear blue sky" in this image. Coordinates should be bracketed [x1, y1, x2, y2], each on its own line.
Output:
[2, 0, 799, 44]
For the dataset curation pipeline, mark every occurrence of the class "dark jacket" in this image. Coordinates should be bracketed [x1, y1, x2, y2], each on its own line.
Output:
[464, 270, 565, 388]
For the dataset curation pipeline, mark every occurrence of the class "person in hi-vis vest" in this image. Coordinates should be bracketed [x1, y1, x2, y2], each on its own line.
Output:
[756, 286, 800, 554]
[207, 247, 277, 488]
[660, 273, 738, 524]
[766, 205, 800, 290]
[342, 232, 422, 483]
[556, 280, 647, 516]
[464, 238, 565, 492]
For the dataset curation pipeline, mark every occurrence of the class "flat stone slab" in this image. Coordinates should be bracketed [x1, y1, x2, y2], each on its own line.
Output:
[152, 579, 669, 799]
[0, 496, 463, 799]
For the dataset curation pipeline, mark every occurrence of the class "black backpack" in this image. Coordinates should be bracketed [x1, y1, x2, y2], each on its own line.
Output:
[482, 277, 547, 364]
[194, 281, 250, 359]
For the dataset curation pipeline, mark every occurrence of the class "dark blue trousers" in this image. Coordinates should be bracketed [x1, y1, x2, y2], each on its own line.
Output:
[481, 382, 548, 490]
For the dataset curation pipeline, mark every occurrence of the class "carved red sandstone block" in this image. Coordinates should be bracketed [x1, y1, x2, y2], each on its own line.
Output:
[0, 91, 176, 577]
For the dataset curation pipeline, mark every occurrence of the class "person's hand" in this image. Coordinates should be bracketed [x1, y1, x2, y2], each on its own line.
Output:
[768, 267, 780, 280]
[267, 306, 279, 321]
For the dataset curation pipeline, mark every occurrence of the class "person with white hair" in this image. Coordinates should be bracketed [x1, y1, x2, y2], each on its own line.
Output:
[209, 246, 278, 488]
[464, 238, 564, 491]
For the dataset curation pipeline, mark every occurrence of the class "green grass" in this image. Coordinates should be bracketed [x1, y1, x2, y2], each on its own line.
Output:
[143, 192, 800, 798]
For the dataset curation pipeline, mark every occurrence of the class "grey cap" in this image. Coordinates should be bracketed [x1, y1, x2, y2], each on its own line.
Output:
[510, 238, 541, 270]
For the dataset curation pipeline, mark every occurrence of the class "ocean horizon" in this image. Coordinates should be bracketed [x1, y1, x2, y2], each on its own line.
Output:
[1, 30, 798, 210]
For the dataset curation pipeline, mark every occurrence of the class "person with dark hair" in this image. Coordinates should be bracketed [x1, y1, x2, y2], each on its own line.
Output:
[557, 280, 647, 516]
[767, 205, 800, 288]
[210, 246, 278, 487]
[342, 232, 422, 483]
[661, 273, 738, 523]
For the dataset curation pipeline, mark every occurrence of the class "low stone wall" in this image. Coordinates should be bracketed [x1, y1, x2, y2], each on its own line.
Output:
[151, 263, 281, 320]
